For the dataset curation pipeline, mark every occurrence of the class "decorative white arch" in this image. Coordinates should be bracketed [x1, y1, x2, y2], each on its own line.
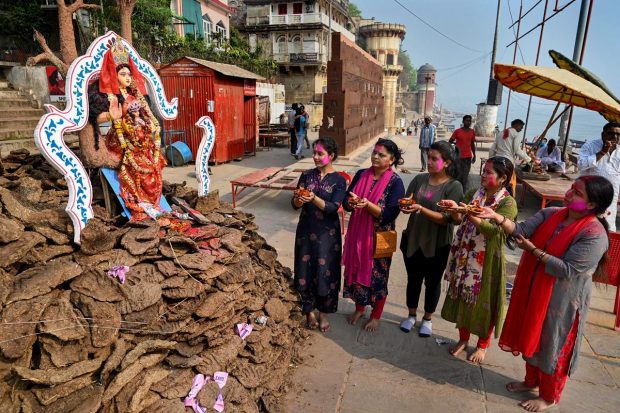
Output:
[195, 116, 216, 196]
[33, 31, 178, 243]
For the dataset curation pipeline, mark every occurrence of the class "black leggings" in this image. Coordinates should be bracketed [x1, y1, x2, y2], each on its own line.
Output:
[402, 245, 451, 314]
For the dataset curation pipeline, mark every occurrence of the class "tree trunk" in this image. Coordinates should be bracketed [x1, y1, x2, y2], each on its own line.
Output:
[117, 0, 137, 45]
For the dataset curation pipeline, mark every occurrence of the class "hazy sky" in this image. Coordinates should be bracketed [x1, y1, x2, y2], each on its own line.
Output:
[353, 0, 620, 141]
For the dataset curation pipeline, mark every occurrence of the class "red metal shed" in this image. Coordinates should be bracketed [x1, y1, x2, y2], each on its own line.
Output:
[159, 57, 264, 163]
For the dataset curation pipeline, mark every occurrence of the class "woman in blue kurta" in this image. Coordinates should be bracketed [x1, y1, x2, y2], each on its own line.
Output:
[293, 137, 347, 332]
[343, 138, 406, 332]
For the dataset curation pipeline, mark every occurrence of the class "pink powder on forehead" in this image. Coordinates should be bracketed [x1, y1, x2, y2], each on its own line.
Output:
[374, 144, 385, 153]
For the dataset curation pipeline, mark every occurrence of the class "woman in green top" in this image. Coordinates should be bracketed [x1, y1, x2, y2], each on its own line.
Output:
[399, 141, 464, 337]
[439, 156, 518, 363]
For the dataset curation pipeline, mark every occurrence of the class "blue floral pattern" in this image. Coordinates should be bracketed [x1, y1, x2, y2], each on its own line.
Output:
[195, 116, 216, 196]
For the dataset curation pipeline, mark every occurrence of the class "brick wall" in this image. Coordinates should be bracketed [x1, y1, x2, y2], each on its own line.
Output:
[319, 33, 384, 156]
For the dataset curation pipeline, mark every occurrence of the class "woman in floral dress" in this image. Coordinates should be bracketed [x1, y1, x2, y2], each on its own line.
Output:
[440, 156, 518, 363]
[342, 138, 405, 332]
[293, 137, 347, 332]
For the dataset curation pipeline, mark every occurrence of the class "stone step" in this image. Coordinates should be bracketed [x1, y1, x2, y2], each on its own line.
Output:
[0, 81, 9, 88]
[0, 90, 24, 99]
[0, 107, 44, 117]
[0, 128, 35, 140]
[0, 99, 36, 109]
[0, 134, 79, 154]
[0, 117, 41, 130]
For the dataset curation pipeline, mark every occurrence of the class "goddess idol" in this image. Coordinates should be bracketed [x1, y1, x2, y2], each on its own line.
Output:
[87, 36, 166, 218]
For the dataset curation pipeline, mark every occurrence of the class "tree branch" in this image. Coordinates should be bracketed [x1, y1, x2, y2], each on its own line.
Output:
[26, 30, 69, 76]
[68, 0, 101, 14]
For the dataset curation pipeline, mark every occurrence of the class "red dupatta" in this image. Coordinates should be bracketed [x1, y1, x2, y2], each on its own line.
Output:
[499, 208, 595, 357]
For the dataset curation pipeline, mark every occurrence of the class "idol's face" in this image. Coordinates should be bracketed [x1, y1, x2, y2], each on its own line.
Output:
[117, 67, 132, 88]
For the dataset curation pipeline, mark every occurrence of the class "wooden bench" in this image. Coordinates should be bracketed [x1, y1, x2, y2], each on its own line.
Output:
[230, 167, 303, 208]
[259, 132, 290, 150]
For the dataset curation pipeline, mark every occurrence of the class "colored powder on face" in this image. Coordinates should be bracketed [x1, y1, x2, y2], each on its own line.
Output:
[485, 175, 496, 187]
[436, 159, 444, 169]
[374, 144, 385, 155]
[567, 199, 589, 212]
[316, 144, 331, 165]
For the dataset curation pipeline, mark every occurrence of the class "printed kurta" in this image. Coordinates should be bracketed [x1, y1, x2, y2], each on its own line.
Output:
[441, 190, 518, 338]
[343, 169, 405, 306]
[293, 169, 347, 313]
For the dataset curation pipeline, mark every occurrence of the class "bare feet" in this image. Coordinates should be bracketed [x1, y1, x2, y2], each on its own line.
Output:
[467, 347, 487, 363]
[449, 340, 468, 357]
[305, 312, 318, 330]
[506, 381, 539, 393]
[319, 313, 330, 333]
[364, 318, 380, 332]
[347, 310, 364, 325]
[520, 397, 556, 412]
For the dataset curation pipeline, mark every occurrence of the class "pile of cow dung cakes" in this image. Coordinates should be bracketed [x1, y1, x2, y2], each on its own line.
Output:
[0, 149, 307, 413]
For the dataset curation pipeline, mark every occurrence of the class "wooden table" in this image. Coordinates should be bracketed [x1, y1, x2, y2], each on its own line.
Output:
[518, 174, 573, 208]
[230, 167, 303, 207]
[259, 132, 290, 150]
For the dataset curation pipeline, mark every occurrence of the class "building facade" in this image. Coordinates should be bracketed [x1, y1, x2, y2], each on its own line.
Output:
[357, 20, 406, 133]
[171, 0, 233, 44]
[237, 0, 355, 125]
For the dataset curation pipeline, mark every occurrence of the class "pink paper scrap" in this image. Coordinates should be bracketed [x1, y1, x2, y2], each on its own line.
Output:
[235, 323, 253, 340]
[107, 265, 130, 284]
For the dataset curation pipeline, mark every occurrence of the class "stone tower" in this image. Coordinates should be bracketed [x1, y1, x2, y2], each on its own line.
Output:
[415, 63, 437, 116]
[358, 21, 406, 133]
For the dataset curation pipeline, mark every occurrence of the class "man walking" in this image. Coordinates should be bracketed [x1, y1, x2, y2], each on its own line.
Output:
[300, 104, 311, 149]
[578, 122, 620, 230]
[288, 103, 299, 155]
[419, 116, 436, 172]
[449, 114, 476, 190]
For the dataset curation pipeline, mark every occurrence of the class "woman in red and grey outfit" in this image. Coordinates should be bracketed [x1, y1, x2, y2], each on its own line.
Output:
[477, 175, 613, 412]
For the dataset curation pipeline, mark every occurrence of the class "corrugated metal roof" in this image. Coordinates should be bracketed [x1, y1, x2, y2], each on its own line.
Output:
[184, 56, 265, 80]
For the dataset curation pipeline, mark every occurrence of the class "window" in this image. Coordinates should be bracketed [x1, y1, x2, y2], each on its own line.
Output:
[278, 4, 287, 15]
[202, 14, 212, 43]
[386, 54, 394, 65]
[290, 35, 302, 53]
[293, 2, 303, 14]
[276, 35, 287, 54]
[215, 21, 227, 45]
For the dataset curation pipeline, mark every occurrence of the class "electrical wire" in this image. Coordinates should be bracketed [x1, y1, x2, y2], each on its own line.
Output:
[436, 54, 491, 82]
[435, 52, 492, 72]
[391, 0, 484, 53]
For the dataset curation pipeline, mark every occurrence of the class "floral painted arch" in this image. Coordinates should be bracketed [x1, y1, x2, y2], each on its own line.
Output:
[33, 31, 178, 243]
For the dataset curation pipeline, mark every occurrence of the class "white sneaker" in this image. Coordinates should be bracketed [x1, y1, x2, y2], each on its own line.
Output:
[399, 316, 417, 333]
[419, 319, 433, 337]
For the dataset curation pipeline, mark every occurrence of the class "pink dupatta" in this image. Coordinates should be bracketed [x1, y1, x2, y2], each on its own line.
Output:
[342, 168, 394, 287]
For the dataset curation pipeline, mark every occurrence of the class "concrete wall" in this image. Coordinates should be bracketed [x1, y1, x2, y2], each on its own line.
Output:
[7, 66, 49, 107]
[256, 82, 286, 124]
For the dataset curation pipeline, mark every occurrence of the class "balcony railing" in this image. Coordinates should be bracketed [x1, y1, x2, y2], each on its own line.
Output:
[246, 13, 355, 41]
[273, 53, 325, 64]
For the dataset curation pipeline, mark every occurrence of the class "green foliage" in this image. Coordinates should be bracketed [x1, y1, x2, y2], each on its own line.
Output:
[348, 2, 362, 18]
[399, 51, 417, 91]
[0, 0, 57, 54]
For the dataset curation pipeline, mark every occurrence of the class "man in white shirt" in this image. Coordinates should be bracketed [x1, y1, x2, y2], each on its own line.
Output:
[578, 122, 620, 231]
[489, 118, 532, 164]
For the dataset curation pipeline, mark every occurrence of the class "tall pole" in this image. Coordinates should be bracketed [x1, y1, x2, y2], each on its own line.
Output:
[558, 0, 591, 149]
[522, 0, 549, 144]
[503, 2, 523, 129]
[489, 0, 501, 79]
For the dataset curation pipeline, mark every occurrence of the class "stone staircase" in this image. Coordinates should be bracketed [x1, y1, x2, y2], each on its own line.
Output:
[0, 78, 78, 154]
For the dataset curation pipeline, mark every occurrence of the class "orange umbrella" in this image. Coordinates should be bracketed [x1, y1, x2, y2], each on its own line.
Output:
[494, 63, 620, 122]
